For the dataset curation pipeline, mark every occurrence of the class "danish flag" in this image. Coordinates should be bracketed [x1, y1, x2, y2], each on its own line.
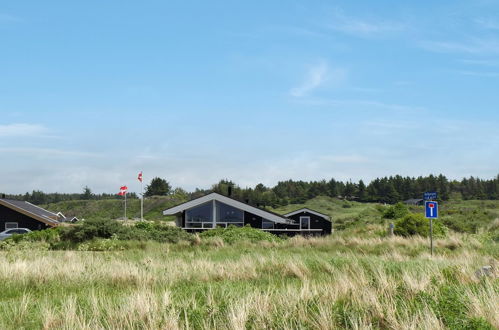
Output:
[117, 186, 128, 196]
[138, 171, 143, 182]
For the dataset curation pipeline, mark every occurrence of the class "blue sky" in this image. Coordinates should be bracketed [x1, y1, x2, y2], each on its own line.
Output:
[1, 0, 498, 194]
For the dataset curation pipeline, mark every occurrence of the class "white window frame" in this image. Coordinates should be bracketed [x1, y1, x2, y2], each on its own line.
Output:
[299, 216, 310, 230]
[5, 222, 18, 230]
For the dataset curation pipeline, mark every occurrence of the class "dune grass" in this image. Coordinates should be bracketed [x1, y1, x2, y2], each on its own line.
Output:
[0, 230, 497, 329]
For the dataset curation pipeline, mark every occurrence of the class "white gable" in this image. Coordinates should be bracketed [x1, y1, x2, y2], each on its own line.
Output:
[283, 208, 330, 220]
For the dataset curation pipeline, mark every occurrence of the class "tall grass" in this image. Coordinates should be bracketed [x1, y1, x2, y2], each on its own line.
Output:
[0, 231, 497, 329]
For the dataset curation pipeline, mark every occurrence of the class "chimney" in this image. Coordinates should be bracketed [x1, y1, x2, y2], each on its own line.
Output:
[227, 185, 232, 197]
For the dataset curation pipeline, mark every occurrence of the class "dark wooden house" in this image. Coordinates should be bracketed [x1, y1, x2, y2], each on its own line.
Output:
[283, 208, 332, 235]
[0, 198, 60, 231]
[163, 192, 332, 236]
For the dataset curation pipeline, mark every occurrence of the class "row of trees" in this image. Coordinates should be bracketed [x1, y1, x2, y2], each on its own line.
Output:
[3, 178, 172, 205]
[207, 174, 499, 207]
[3, 174, 498, 207]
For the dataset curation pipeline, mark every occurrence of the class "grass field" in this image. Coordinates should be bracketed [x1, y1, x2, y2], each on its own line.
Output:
[6, 197, 496, 329]
[0, 229, 497, 329]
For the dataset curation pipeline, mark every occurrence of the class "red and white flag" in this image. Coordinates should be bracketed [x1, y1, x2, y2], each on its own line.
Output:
[138, 171, 143, 182]
[117, 185, 128, 196]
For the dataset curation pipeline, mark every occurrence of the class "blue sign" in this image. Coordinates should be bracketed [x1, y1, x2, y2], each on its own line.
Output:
[424, 192, 438, 200]
[425, 201, 438, 218]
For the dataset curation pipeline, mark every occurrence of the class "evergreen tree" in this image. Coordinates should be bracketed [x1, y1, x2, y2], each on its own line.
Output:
[144, 177, 171, 197]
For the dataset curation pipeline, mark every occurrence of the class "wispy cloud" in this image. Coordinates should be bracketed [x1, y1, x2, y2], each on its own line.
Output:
[326, 10, 404, 37]
[420, 38, 499, 54]
[0, 147, 100, 158]
[293, 98, 426, 113]
[0, 123, 49, 137]
[475, 18, 499, 30]
[0, 13, 22, 23]
[454, 70, 499, 77]
[457, 59, 499, 67]
[289, 62, 346, 97]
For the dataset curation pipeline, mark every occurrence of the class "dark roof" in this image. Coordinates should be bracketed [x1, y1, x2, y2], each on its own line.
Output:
[283, 208, 331, 221]
[0, 198, 59, 226]
[404, 198, 424, 203]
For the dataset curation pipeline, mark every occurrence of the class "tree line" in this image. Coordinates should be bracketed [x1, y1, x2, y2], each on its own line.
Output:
[206, 174, 499, 207]
[2, 174, 498, 207]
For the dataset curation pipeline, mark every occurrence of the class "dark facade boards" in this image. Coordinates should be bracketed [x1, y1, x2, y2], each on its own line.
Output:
[0, 199, 59, 231]
[164, 193, 332, 236]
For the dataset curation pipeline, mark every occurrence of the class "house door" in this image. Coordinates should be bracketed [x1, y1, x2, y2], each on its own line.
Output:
[300, 216, 310, 230]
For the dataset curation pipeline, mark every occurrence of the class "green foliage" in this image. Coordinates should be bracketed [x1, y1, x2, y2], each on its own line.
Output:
[7, 227, 61, 244]
[382, 202, 409, 219]
[118, 222, 193, 243]
[394, 213, 447, 237]
[59, 218, 193, 245]
[81, 186, 93, 200]
[59, 218, 125, 243]
[145, 177, 172, 197]
[199, 225, 282, 244]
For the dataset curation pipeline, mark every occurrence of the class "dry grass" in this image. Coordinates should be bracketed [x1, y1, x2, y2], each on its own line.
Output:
[0, 233, 497, 329]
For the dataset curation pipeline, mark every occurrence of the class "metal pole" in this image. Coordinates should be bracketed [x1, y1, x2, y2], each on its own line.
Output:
[141, 177, 143, 221]
[124, 192, 127, 220]
[430, 218, 433, 256]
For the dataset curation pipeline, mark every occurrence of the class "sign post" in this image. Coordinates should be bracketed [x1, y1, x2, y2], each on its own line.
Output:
[425, 200, 438, 256]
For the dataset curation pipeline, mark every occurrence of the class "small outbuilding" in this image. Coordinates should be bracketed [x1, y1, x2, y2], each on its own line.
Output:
[283, 208, 332, 235]
[0, 198, 60, 231]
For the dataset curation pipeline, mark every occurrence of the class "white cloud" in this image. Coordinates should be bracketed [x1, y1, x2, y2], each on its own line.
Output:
[290, 62, 346, 97]
[0, 13, 22, 23]
[327, 10, 404, 37]
[293, 97, 426, 113]
[457, 59, 499, 67]
[420, 38, 499, 54]
[475, 18, 499, 30]
[455, 70, 499, 77]
[0, 147, 100, 158]
[0, 123, 49, 137]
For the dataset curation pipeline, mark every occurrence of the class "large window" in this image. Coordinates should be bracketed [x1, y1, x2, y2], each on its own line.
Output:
[185, 201, 246, 228]
[216, 201, 244, 227]
[185, 202, 213, 228]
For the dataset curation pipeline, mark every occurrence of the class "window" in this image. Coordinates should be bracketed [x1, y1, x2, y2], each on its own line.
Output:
[5, 222, 18, 230]
[262, 219, 274, 229]
[10, 229, 29, 234]
[216, 202, 244, 223]
[215, 201, 244, 227]
[300, 217, 310, 230]
[185, 202, 213, 228]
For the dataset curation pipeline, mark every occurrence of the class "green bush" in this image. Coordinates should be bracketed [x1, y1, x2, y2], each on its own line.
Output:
[382, 202, 409, 219]
[118, 222, 193, 243]
[59, 218, 126, 243]
[8, 227, 61, 244]
[394, 213, 447, 237]
[199, 225, 282, 244]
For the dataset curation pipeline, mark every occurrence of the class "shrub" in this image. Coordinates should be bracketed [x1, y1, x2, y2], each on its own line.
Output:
[394, 213, 447, 237]
[199, 225, 282, 244]
[59, 218, 126, 243]
[9, 227, 61, 244]
[382, 202, 409, 219]
[118, 222, 193, 243]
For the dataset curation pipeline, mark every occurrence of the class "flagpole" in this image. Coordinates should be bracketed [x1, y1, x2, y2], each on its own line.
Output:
[124, 191, 127, 220]
[141, 172, 144, 221]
